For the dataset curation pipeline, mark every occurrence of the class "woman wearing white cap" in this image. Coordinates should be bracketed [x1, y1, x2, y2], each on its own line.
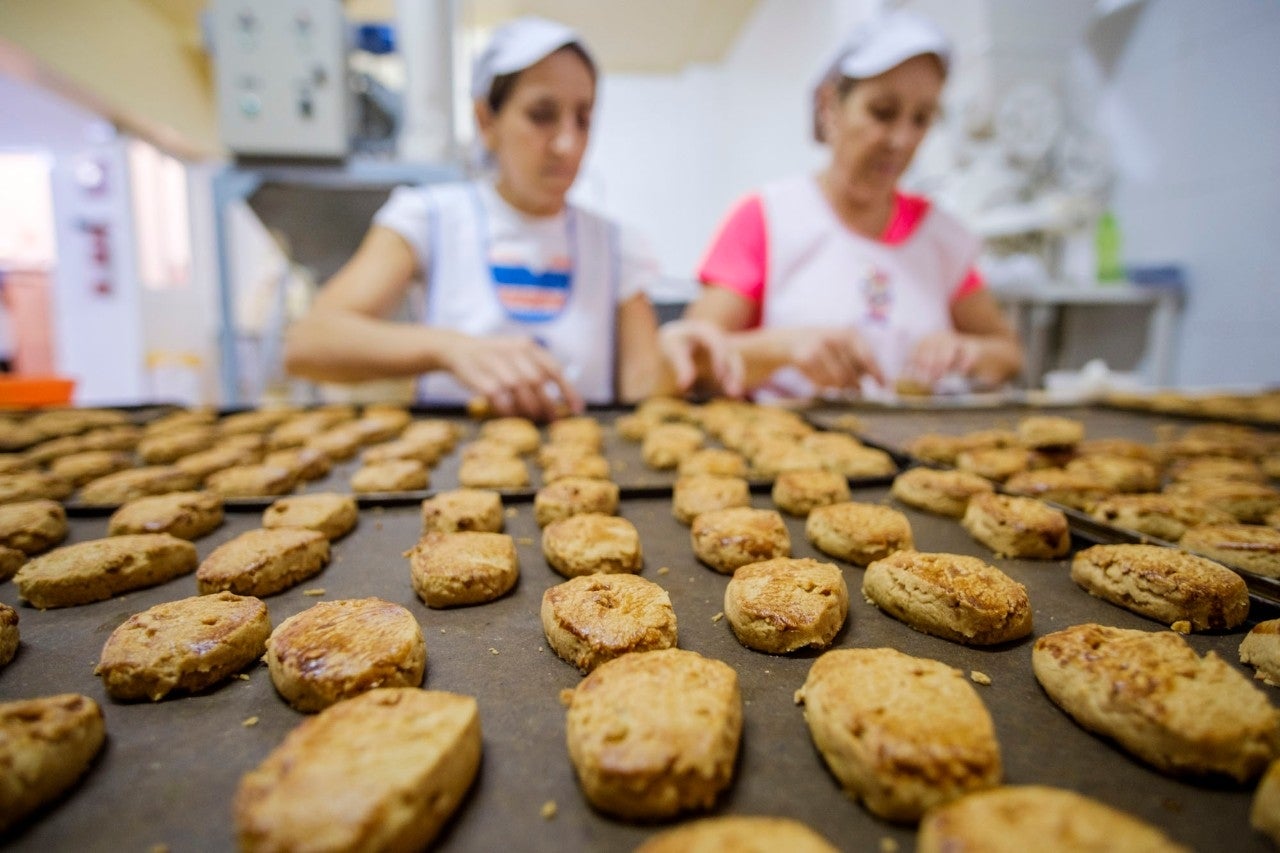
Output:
[285, 17, 737, 419]
[685, 10, 1022, 398]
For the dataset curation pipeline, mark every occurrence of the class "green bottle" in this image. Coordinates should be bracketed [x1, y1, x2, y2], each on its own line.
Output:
[1096, 211, 1124, 284]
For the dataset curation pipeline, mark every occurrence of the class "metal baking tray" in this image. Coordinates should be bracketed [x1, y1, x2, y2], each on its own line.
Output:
[1, 480, 1273, 851]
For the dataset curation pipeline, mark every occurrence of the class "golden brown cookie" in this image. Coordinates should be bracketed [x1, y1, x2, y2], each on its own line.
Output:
[565, 648, 741, 820]
[1003, 468, 1113, 511]
[196, 528, 330, 597]
[1165, 479, 1280, 523]
[771, 468, 852, 517]
[1253, 759, 1280, 846]
[961, 493, 1071, 559]
[265, 598, 426, 712]
[805, 501, 914, 566]
[360, 436, 446, 466]
[0, 499, 67, 555]
[672, 475, 751, 525]
[0, 602, 17, 668]
[0, 546, 25, 582]
[906, 433, 966, 466]
[175, 444, 262, 482]
[0, 471, 74, 504]
[541, 573, 677, 672]
[350, 459, 429, 494]
[234, 688, 480, 852]
[406, 531, 519, 607]
[678, 448, 748, 478]
[802, 433, 897, 478]
[0, 454, 35, 475]
[458, 455, 530, 489]
[955, 447, 1032, 483]
[261, 446, 331, 482]
[47, 450, 133, 488]
[796, 648, 1001, 822]
[1032, 623, 1280, 781]
[420, 489, 504, 534]
[691, 507, 791, 574]
[78, 465, 198, 506]
[1077, 437, 1161, 465]
[107, 491, 225, 540]
[400, 418, 461, 454]
[1179, 523, 1280, 578]
[305, 427, 363, 461]
[1071, 543, 1249, 630]
[478, 416, 541, 455]
[15, 534, 197, 609]
[917, 786, 1189, 853]
[641, 423, 705, 470]
[635, 816, 838, 853]
[864, 550, 1033, 645]
[747, 439, 824, 480]
[0, 694, 106, 834]
[95, 592, 271, 701]
[533, 477, 619, 527]
[137, 425, 219, 464]
[262, 492, 358, 540]
[542, 513, 643, 577]
[724, 557, 848, 653]
[1017, 415, 1084, 449]
[542, 453, 611, 483]
[890, 467, 994, 518]
[218, 408, 294, 436]
[1063, 454, 1160, 493]
[547, 416, 603, 450]
[1241, 620, 1280, 687]
[1168, 456, 1267, 484]
[267, 410, 352, 449]
[1090, 493, 1235, 542]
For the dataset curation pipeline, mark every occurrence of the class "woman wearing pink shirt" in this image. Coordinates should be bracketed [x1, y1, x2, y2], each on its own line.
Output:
[686, 11, 1022, 399]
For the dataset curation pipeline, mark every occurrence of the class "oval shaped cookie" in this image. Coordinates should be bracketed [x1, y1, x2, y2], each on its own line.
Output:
[78, 465, 198, 506]
[565, 648, 741, 820]
[206, 463, 299, 498]
[724, 557, 848, 653]
[107, 491, 225, 540]
[1071, 543, 1249, 630]
[0, 602, 17, 669]
[533, 477, 620, 527]
[1180, 523, 1280, 578]
[890, 467, 994, 518]
[542, 513, 642, 577]
[863, 551, 1033, 645]
[458, 455, 529, 489]
[407, 531, 518, 608]
[266, 598, 426, 712]
[673, 475, 751, 526]
[796, 648, 1002, 822]
[1090, 493, 1235, 542]
[691, 507, 791, 574]
[806, 502, 914, 566]
[196, 527, 330, 597]
[350, 459, 429, 494]
[1240, 619, 1280, 687]
[262, 492, 358, 540]
[961, 493, 1070, 559]
[235, 688, 480, 849]
[420, 488, 504, 534]
[771, 469, 852, 517]
[917, 785, 1189, 853]
[96, 592, 271, 701]
[15, 534, 198, 609]
[541, 573, 677, 672]
[1032, 623, 1280, 781]
[636, 816, 838, 853]
[0, 498, 67, 555]
[0, 693, 106, 833]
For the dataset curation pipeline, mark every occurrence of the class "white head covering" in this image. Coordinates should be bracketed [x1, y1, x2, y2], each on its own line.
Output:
[811, 11, 951, 142]
[471, 16, 594, 103]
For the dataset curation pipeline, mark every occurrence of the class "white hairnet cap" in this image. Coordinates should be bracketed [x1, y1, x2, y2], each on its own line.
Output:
[820, 10, 951, 84]
[812, 10, 951, 141]
[471, 16, 593, 102]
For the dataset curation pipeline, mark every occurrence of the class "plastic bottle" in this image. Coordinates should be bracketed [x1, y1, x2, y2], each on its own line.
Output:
[1095, 211, 1124, 284]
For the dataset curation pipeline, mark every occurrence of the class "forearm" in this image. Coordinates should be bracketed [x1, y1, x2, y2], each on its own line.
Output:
[729, 328, 795, 390]
[966, 332, 1024, 387]
[283, 311, 459, 383]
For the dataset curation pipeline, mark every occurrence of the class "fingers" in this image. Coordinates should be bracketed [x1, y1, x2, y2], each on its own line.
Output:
[452, 335, 581, 421]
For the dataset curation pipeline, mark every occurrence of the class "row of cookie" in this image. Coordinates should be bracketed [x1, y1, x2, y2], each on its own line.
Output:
[1105, 389, 1280, 426]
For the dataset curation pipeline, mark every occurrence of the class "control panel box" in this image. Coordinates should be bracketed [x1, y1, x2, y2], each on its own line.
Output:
[211, 0, 351, 158]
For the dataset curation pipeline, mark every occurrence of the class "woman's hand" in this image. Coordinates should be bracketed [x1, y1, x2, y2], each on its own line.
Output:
[906, 331, 981, 386]
[439, 331, 583, 421]
[658, 319, 745, 398]
[778, 326, 886, 390]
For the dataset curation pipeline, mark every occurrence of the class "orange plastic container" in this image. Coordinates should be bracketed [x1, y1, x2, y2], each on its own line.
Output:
[0, 376, 76, 408]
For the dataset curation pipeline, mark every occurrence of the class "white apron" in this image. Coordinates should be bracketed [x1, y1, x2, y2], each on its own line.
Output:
[759, 176, 979, 398]
[415, 182, 619, 404]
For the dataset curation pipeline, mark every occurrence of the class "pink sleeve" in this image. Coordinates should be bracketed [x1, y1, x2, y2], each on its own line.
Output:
[951, 267, 986, 302]
[697, 194, 768, 304]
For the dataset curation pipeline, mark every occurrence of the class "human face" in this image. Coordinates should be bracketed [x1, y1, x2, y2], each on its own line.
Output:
[477, 48, 596, 217]
[820, 54, 944, 201]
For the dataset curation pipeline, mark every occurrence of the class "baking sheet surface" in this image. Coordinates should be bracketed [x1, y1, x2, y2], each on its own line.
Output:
[2, 479, 1274, 851]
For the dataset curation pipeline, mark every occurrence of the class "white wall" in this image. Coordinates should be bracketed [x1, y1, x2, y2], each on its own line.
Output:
[578, 0, 876, 298]
[1074, 0, 1280, 387]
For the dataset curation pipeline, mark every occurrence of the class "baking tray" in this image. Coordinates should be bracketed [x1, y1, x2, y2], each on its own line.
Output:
[1, 482, 1274, 851]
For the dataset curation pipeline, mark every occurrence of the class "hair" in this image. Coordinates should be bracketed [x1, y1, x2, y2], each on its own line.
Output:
[486, 43, 597, 113]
